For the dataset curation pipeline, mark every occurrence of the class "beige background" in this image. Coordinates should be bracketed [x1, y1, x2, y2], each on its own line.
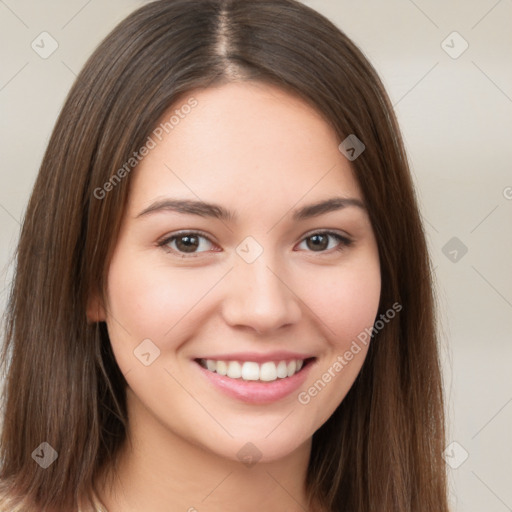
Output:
[1, 1, 511, 510]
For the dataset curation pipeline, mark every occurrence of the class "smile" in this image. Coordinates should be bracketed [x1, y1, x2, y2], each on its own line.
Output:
[197, 358, 309, 382]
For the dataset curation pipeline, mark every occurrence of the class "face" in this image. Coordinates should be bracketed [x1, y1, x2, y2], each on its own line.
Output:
[93, 81, 381, 463]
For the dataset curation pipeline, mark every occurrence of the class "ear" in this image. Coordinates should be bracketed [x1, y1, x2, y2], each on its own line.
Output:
[86, 291, 107, 323]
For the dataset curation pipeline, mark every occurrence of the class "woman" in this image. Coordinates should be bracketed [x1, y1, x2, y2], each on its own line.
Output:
[0, 0, 449, 510]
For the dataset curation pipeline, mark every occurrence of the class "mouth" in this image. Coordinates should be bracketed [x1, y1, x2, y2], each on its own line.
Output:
[193, 356, 316, 404]
[195, 357, 315, 382]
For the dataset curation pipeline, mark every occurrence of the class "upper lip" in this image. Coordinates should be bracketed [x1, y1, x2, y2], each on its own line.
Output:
[195, 351, 315, 363]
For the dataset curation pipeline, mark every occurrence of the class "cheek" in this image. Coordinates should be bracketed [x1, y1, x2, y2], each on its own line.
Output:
[305, 253, 381, 348]
[295, 256, 380, 425]
[104, 248, 227, 364]
[105, 236, 380, 373]
[106, 243, 381, 344]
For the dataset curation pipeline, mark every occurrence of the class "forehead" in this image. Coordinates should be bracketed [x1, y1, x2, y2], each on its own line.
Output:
[128, 81, 362, 213]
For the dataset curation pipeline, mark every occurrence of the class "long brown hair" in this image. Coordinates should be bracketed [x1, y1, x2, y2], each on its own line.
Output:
[0, 0, 449, 510]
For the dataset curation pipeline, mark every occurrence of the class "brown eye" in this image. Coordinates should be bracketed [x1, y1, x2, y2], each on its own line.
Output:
[175, 234, 200, 253]
[297, 231, 352, 253]
[158, 231, 216, 256]
[306, 234, 329, 251]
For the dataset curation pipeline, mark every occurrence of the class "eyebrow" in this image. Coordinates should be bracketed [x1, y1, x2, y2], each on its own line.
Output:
[136, 196, 366, 222]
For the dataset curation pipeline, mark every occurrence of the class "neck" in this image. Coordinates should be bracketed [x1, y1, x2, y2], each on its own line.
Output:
[96, 389, 314, 512]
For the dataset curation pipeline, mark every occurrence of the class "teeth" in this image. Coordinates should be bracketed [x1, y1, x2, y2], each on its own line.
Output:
[216, 360, 228, 376]
[201, 358, 307, 381]
[226, 361, 242, 379]
[287, 360, 296, 377]
[241, 362, 259, 381]
[276, 361, 288, 378]
[260, 362, 277, 382]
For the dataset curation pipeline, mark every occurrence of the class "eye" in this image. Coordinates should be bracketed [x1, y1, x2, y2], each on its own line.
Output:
[158, 229, 353, 258]
[296, 231, 353, 253]
[158, 231, 217, 256]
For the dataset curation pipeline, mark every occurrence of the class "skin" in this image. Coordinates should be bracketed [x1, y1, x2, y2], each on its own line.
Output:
[89, 81, 381, 512]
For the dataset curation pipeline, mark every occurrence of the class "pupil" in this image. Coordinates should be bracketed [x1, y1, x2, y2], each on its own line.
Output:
[177, 235, 198, 252]
[308, 234, 327, 251]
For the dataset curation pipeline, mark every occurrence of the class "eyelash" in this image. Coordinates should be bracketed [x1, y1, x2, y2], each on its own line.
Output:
[157, 230, 353, 258]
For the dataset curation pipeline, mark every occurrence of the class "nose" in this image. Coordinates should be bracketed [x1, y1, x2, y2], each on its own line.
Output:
[221, 255, 302, 335]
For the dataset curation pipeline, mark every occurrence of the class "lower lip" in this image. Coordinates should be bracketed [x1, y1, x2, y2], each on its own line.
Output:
[194, 360, 314, 404]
